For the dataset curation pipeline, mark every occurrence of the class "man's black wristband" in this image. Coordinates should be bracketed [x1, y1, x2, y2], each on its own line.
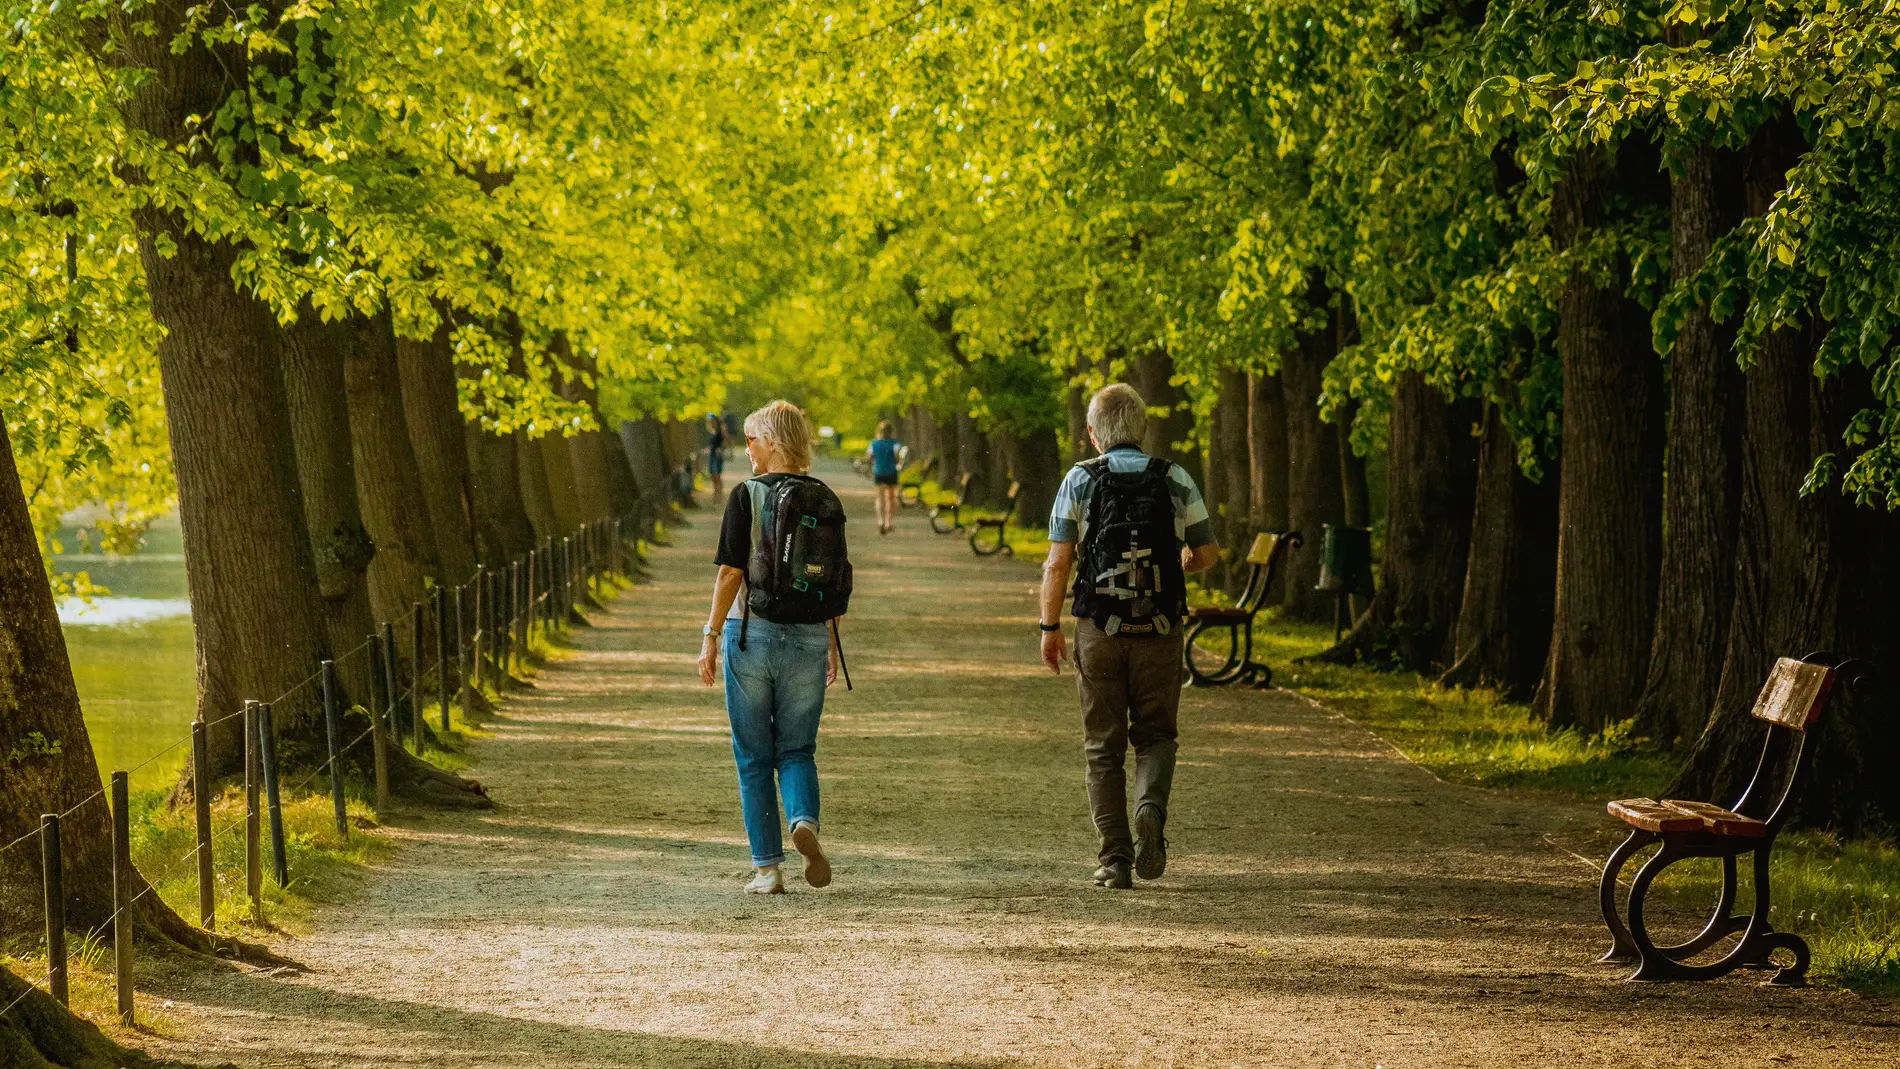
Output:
[1039, 622, 1062, 632]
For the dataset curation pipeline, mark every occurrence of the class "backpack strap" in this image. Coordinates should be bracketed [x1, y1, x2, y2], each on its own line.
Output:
[740, 478, 769, 652]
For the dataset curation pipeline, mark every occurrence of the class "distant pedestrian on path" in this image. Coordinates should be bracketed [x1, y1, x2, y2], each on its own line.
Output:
[698, 400, 851, 894]
[866, 420, 903, 535]
[1037, 384, 1220, 889]
[704, 413, 729, 498]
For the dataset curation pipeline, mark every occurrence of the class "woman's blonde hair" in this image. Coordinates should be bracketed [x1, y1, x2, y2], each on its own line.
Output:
[876, 420, 895, 439]
[744, 400, 813, 471]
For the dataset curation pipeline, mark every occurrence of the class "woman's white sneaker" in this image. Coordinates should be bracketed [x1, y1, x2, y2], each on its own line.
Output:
[791, 821, 832, 888]
[744, 865, 785, 894]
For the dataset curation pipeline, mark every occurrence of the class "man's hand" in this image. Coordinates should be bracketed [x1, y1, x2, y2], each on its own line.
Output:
[697, 635, 719, 686]
[827, 640, 840, 687]
[1041, 628, 1067, 674]
[1181, 541, 1222, 574]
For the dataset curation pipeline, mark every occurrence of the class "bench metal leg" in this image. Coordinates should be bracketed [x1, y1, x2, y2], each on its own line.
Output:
[1625, 842, 1804, 984]
[929, 505, 962, 534]
[969, 523, 1008, 556]
[1597, 829, 1650, 964]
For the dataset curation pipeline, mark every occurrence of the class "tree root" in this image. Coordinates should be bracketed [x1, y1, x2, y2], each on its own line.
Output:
[387, 747, 491, 809]
[0, 967, 197, 1069]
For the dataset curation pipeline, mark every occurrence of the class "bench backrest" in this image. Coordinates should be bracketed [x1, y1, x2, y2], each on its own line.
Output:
[1749, 658, 1836, 732]
[955, 471, 974, 504]
[1235, 530, 1303, 613]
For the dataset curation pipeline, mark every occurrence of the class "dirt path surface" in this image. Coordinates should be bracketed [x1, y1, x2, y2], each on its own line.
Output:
[146, 464, 1897, 1067]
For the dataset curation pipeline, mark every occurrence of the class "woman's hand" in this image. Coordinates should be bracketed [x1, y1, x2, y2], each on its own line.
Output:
[698, 634, 719, 686]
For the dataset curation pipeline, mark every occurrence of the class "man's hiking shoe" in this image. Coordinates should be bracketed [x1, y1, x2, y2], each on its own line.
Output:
[745, 866, 785, 894]
[1091, 861, 1133, 890]
[792, 821, 832, 888]
[1133, 803, 1168, 881]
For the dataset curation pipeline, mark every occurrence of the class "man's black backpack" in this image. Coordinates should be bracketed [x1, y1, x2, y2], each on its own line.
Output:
[1069, 455, 1184, 635]
[742, 474, 853, 683]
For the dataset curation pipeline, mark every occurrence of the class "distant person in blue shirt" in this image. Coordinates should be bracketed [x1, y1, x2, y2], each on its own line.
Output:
[865, 421, 904, 535]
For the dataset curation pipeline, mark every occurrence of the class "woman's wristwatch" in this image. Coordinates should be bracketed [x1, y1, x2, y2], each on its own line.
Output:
[702, 624, 717, 638]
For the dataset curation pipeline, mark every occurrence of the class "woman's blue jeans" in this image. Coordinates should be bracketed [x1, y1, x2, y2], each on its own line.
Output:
[722, 617, 828, 866]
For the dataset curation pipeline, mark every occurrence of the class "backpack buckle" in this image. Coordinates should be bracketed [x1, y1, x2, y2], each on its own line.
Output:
[793, 578, 810, 592]
[800, 515, 818, 528]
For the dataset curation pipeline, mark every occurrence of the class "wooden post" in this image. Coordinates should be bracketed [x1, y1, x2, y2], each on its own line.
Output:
[110, 771, 132, 1025]
[473, 567, 487, 691]
[191, 717, 214, 929]
[367, 635, 391, 810]
[321, 659, 348, 838]
[433, 586, 451, 733]
[509, 558, 522, 672]
[526, 549, 537, 647]
[244, 701, 262, 925]
[411, 602, 426, 754]
[260, 702, 288, 887]
[41, 813, 66, 1006]
[455, 583, 470, 725]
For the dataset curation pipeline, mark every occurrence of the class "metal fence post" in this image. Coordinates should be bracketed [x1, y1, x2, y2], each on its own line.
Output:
[321, 659, 348, 838]
[42, 813, 66, 1005]
[110, 771, 132, 1025]
[192, 717, 213, 929]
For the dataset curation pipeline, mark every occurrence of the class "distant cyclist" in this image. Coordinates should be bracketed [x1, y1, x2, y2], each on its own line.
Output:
[705, 413, 728, 498]
[865, 421, 903, 535]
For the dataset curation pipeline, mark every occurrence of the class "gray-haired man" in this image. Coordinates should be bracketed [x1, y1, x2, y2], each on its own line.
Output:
[1039, 383, 1220, 889]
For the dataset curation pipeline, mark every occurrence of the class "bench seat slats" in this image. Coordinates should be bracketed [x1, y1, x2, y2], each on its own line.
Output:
[1659, 799, 1768, 838]
[1607, 798, 1705, 833]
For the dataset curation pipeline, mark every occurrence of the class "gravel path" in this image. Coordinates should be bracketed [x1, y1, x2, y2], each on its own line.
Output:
[144, 464, 1898, 1067]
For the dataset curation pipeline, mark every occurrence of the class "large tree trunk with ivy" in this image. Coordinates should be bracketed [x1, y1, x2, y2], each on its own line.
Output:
[0, 965, 184, 1069]
[345, 312, 441, 634]
[281, 311, 377, 676]
[1280, 301, 1346, 621]
[1440, 403, 1560, 697]
[1533, 148, 1667, 732]
[1315, 373, 1479, 671]
[1632, 141, 1746, 746]
[397, 319, 479, 585]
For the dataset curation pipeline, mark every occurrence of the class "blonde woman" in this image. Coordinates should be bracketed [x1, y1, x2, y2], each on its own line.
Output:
[697, 400, 847, 894]
[865, 420, 903, 534]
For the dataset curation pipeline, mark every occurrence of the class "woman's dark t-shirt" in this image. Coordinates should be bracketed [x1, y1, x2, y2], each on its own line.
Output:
[713, 474, 798, 571]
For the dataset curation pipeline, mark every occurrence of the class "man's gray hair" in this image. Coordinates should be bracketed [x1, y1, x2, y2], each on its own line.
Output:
[1087, 383, 1148, 450]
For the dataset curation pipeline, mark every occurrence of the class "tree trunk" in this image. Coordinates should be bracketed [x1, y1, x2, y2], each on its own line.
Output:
[1133, 348, 1199, 471]
[1014, 425, 1064, 529]
[936, 408, 962, 491]
[554, 335, 615, 523]
[986, 426, 1018, 509]
[465, 425, 537, 566]
[281, 311, 377, 667]
[345, 311, 442, 633]
[1315, 373, 1480, 671]
[517, 432, 560, 542]
[396, 318, 479, 584]
[1214, 369, 1253, 545]
[1065, 382, 1090, 461]
[1440, 404, 1561, 698]
[1280, 301, 1346, 621]
[1337, 399, 1372, 529]
[539, 433, 585, 533]
[1533, 149, 1667, 732]
[1248, 371, 1290, 535]
[956, 412, 986, 497]
[0, 421, 222, 955]
[1632, 142, 1747, 745]
[619, 418, 671, 503]
[601, 427, 642, 516]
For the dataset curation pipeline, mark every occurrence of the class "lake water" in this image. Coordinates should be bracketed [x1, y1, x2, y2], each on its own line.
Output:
[55, 515, 200, 792]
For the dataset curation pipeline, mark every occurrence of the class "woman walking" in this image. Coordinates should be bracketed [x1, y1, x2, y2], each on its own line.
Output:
[697, 400, 844, 894]
[704, 412, 728, 498]
[866, 420, 903, 535]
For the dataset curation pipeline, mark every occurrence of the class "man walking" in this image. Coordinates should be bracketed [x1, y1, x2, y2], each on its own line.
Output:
[1039, 384, 1220, 889]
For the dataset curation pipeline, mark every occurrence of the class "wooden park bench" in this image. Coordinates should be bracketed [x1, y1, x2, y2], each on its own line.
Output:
[968, 482, 1021, 557]
[898, 455, 939, 507]
[1181, 531, 1301, 688]
[929, 472, 975, 534]
[1597, 655, 1861, 986]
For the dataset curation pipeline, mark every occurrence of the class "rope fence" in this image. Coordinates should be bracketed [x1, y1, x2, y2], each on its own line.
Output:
[2, 497, 668, 1027]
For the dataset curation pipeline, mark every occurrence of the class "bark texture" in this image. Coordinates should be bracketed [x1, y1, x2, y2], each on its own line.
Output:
[465, 424, 537, 566]
[1632, 142, 1746, 745]
[1248, 371, 1290, 534]
[1315, 373, 1479, 671]
[1212, 367, 1253, 547]
[1132, 348, 1199, 473]
[539, 433, 584, 534]
[1440, 404, 1561, 697]
[517, 432, 560, 543]
[396, 318, 479, 584]
[1281, 310, 1346, 621]
[0, 966, 177, 1069]
[1013, 425, 1064, 529]
[619, 418, 671, 504]
[281, 311, 377, 664]
[1533, 149, 1667, 732]
[935, 409, 962, 493]
[554, 335, 616, 523]
[345, 312, 441, 632]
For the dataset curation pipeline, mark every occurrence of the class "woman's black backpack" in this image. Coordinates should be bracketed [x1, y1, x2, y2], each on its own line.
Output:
[743, 474, 853, 626]
[1068, 456, 1184, 635]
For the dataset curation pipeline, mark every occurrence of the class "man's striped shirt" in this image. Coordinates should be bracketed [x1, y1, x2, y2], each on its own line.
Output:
[1047, 445, 1215, 547]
